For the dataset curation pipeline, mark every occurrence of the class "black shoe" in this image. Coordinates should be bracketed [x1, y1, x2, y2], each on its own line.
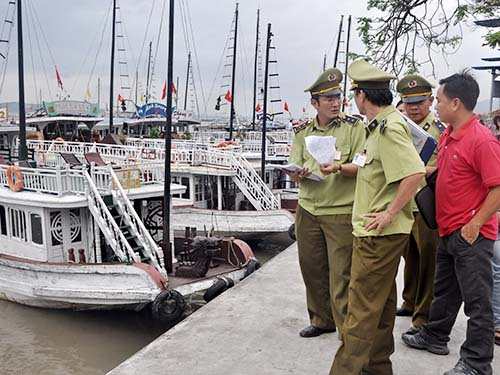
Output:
[401, 331, 449, 355]
[443, 359, 479, 375]
[404, 325, 422, 335]
[299, 325, 336, 338]
[396, 307, 413, 316]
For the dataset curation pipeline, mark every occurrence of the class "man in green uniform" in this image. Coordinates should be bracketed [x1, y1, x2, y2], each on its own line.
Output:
[395, 74, 446, 334]
[330, 60, 425, 375]
[287, 67, 365, 338]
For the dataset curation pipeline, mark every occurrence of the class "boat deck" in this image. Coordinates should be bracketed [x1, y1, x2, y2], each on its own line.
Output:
[108, 242, 500, 375]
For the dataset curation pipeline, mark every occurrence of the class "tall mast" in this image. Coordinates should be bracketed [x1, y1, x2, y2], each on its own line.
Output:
[251, 9, 260, 131]
[184, 51, 191, 110]
[17, 0, 26, 160]
[145, 41, 152, 104]
[342, 16, 351, 112]
[109, 0, 116, 133]
[228, 3, 238, 140]
[163, 0, 175, 274]
[261, 23, 271, 181]
[333, 15, 344, 67]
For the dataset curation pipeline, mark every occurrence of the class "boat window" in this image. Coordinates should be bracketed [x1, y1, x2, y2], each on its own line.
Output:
[9, 208, 27, 241]
[0, 205, 7, 235]
[50, 211, 63, 246]
[30, 213, 43, 245]
[69, 209, 82, 243]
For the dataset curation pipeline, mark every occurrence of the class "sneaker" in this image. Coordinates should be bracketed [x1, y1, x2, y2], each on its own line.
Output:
[443, 359, 479, 375]
[401, 331, 449, 355]
[404, 325, 422, 335]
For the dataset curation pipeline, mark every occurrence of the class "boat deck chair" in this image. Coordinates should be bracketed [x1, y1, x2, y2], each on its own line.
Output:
[60, 152, 83, 168]
[0, 155, 12, 166]
[84, 152, 106, 167]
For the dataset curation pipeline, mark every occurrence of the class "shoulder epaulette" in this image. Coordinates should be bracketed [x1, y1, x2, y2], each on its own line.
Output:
[343, 114, 361, 126]
[294, 120, 311, 134]
[434, 119, 447, 133]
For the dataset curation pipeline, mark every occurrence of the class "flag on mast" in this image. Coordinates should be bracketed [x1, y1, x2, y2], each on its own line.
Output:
[55, 67, 63, 90]
[255, 103, 261, 112]
[224, 90, 232, 103]
[284, 102, 289, 112]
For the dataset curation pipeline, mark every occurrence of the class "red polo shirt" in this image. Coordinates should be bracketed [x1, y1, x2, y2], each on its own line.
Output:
[436, 115, 500, 240]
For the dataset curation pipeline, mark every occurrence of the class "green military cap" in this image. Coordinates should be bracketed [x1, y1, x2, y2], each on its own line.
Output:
[347, 60, 396, 90]
[396, 74, 435, 103]
[304, 67, 343, 96]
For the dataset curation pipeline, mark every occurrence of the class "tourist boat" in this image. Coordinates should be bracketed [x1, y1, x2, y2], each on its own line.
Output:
[0, 156, 258, 321]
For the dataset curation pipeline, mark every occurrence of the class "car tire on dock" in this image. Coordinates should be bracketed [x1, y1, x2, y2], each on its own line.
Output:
[152, 289, 186, 323]
[288, 223, 296, 241]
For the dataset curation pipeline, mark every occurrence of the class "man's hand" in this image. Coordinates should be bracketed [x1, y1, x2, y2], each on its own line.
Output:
[284, 168, 311, 183]
[320, 162, 340, 175]
[460, 221, 481, 244]
[363, 210, 395, 236]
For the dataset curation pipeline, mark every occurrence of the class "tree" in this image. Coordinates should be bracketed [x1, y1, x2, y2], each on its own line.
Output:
[357, 0, 500, 76]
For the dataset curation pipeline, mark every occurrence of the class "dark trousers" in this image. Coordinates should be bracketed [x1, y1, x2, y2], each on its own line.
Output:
[422, 229, 494, 375]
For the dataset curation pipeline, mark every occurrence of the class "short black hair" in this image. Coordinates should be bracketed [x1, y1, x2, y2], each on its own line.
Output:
[354, 88, 393, 106]
[311, 94, 320, 103]
[438, 70, 479, 111]
[396, 100, 404, 107]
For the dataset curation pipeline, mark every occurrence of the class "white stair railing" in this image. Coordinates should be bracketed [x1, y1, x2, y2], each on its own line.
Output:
[229, 152, 279, 211]
[83, 170, 139, 264]
[108, 167, 168, 277]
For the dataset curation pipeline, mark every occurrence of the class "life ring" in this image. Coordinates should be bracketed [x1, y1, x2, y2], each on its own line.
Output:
[6, 166, 23, 192]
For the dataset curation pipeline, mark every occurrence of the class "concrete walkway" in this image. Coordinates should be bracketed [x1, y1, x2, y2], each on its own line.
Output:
[108, 243, 499, 375]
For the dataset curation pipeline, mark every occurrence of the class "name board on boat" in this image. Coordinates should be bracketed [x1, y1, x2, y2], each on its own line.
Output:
[135, 102, 172, 118]
[44, 101, 100, 117]
[112, 168, 141, 190]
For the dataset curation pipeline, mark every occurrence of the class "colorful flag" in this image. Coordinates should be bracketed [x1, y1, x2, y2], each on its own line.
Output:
[162, 81, 167, 100]
[118, 94, 124, 102]
[284, 102, 289, 112]
[55, 67, 63, 90]
[255, 103, 261, 112]
[172, 82, 177, 95]
[224, 90, 232, 103]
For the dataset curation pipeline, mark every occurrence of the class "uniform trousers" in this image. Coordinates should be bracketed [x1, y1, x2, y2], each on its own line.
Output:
[421, 230, 494, 375]
[401, 212, 439, 326]
[295, 205, 353, 332]
[330, 234, 408, 375]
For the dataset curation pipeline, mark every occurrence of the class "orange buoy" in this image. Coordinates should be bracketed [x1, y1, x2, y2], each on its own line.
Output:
[6, 166, 23, 192]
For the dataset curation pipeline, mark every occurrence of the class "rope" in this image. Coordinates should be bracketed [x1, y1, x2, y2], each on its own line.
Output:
[227, 240, 240, 268]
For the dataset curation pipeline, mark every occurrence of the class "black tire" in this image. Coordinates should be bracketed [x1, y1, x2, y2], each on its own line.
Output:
[288, 223, 296, 241]
[203, 277, 234, 303]
[152, 289, 186, 323]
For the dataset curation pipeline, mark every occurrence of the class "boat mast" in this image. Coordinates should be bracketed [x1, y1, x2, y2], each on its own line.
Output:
[228, 3, 238, 140]
[251, 9, 260, 131]
[333, 15, 344, 67]
[261, 23, 271, 181]
[146, 41, 152, 104]
[163, 0, 174, 274]
[109, 0, 116, 134]
[183, 51, 191, 110]
[17, 0, 27, 160]
[342, 16, 351, 112]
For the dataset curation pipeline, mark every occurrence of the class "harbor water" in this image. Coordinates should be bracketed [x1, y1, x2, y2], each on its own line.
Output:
[0, 234, 293, 375]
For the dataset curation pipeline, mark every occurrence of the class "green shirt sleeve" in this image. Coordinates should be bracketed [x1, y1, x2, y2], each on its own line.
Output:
[288, 133, 304, 166]
[379, 123, 425, 184]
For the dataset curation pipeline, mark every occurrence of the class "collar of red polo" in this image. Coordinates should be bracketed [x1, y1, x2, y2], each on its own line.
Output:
[448, 114, 478, 141]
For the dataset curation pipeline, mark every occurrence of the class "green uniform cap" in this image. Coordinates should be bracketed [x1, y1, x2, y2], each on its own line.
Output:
[347, 60, 396, 90]
[396, 74, 435, 103]
[304, 67, 343, 96]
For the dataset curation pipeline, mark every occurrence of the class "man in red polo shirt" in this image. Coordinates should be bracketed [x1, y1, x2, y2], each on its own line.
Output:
[402, 71, 500, 375]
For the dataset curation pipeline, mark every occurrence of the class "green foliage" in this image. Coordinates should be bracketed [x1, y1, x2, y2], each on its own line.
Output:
[149, 128, 160, 139]
[484, 30, 500, 48]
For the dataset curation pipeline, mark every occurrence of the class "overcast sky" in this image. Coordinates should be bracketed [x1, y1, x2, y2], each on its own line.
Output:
[0, 0, 497, 119]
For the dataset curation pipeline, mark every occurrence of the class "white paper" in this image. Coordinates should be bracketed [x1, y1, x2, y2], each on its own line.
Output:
[267, 163, 324, 181]
[305, 135, 336, 164]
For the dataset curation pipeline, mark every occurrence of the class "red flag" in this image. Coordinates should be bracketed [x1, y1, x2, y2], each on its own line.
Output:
[118, 94, 124, 102]
[302, 107, 306, 113]
[172, 82, 177, 95]
[255, 103, 261, 112]
[224, 90, 232, 103]
[55, 67, 63, 90]
[284, 102, 289, 112]
[162, 81, 167, 100]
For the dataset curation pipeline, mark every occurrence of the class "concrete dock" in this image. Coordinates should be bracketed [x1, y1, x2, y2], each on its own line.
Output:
[109, 243, 500, 375]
